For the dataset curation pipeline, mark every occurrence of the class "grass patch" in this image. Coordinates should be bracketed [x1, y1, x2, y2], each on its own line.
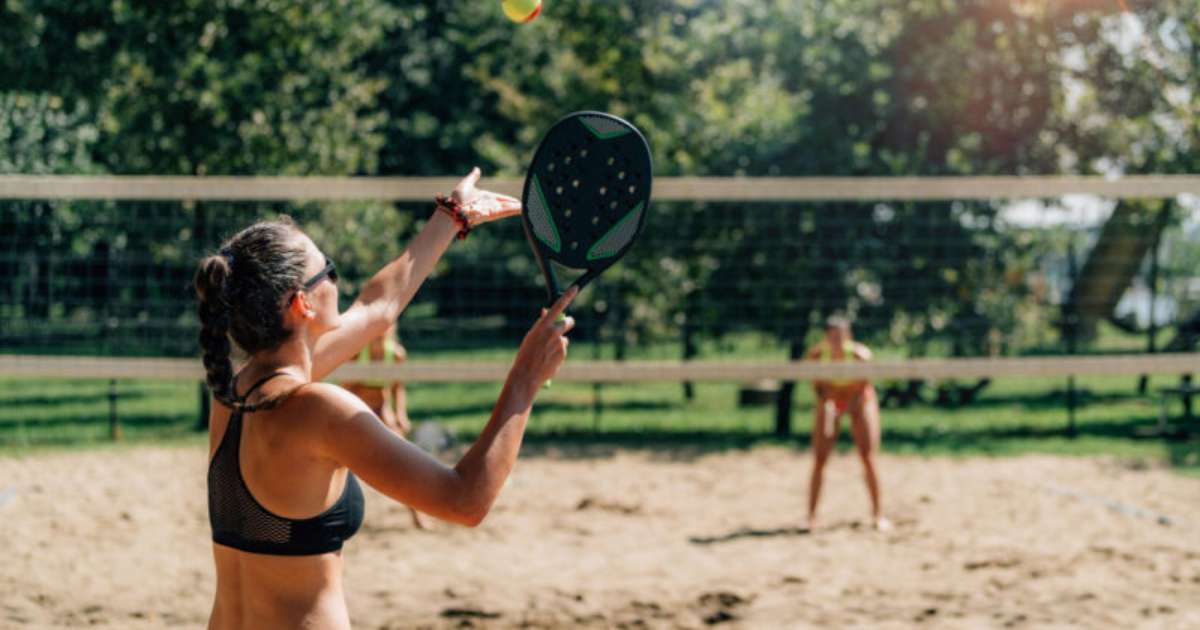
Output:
[2, 371, 1197, 475]
[0, 378, 201, 449]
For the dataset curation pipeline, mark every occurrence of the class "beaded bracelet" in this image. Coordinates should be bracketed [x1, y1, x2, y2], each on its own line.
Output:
[434, 194, 472, 240]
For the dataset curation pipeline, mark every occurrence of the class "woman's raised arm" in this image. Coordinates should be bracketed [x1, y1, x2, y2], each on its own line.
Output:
[311, 168, 520, 381]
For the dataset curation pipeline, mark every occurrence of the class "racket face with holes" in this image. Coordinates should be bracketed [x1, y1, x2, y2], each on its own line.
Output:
[521, 111, 653, 304]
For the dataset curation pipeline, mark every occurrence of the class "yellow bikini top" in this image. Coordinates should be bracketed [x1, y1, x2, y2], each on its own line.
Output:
[354, 337, 399, 388]
[817, 339, 858, 386]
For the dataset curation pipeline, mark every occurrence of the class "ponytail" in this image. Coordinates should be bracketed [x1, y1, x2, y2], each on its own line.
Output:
[195, 254, 239, 408]
[194, 217, 309, 411]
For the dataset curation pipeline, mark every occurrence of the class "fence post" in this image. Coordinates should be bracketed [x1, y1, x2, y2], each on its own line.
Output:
[1065, 241, 1079, 438]
[681, 294, 697, 401]
[1139, 207, 1167, 394]
[108, 379, 122, 440]
[197, 382, 210, 431]
[592, 330, 602, 432]
[774, 339, 805, 436]
[1183, 374, 1194, 421]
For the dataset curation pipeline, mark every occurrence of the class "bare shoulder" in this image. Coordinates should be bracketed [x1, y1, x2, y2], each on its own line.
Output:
[207, 401, 235, 458]
[852, 343, 873, 360]
[287, 382, 372, 421]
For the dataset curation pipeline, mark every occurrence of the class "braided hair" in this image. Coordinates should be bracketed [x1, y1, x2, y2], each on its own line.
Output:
[194, 216, 308, 410]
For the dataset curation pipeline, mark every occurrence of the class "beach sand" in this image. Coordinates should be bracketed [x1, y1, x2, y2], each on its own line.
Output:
[1, 445, 1198, 628]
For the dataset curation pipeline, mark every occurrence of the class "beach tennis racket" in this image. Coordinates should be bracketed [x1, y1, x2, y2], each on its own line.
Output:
[521, 111, 653, 308]
[521, 111, 652, 386]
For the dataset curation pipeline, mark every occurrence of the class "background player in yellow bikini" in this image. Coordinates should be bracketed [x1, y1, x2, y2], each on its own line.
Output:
[806, 315, 890, 531]
[342, 324, 410, 435]
[342, 323, 426, 529]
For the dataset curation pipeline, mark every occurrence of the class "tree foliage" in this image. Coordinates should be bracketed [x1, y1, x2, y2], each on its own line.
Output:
[1, 0, 1195, 357]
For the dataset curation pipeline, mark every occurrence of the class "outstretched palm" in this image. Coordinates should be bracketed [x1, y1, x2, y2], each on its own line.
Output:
[452, 167, 522, 227]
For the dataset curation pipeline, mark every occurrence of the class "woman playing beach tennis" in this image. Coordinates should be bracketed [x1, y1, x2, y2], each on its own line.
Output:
[195, 168, 577, 629]
[806, 315, 890, 532]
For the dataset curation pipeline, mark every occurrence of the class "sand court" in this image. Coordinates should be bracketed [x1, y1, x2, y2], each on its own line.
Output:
[1, 445, 1198, 628]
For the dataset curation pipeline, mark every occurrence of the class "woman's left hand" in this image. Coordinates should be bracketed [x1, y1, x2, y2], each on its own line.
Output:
[453, 167, 522, 227]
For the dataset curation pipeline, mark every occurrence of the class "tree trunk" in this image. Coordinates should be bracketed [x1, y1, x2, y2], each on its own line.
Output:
[1066, 200, 1171, 339]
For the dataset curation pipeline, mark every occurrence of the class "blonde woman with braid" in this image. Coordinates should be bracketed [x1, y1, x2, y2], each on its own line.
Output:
[195, 168, 577, 630]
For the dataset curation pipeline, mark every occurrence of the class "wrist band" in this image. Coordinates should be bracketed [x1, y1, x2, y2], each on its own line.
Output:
[434, 194, 472, 240]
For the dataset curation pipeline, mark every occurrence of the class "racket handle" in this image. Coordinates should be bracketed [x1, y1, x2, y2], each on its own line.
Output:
[543, 312, 567, 388]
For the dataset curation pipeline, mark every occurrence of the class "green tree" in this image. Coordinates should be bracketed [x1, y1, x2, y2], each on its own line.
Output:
[1054, 1, 1200, 344]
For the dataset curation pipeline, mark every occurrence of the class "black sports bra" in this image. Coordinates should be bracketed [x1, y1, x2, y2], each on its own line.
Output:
[207, 373, 364, 556]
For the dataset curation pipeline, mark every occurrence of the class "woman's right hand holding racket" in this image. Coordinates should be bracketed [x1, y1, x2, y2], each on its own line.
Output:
[512, 286, 578, 389]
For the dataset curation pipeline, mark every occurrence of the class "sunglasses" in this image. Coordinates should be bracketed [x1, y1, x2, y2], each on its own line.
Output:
[301, 257, 338, 291]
